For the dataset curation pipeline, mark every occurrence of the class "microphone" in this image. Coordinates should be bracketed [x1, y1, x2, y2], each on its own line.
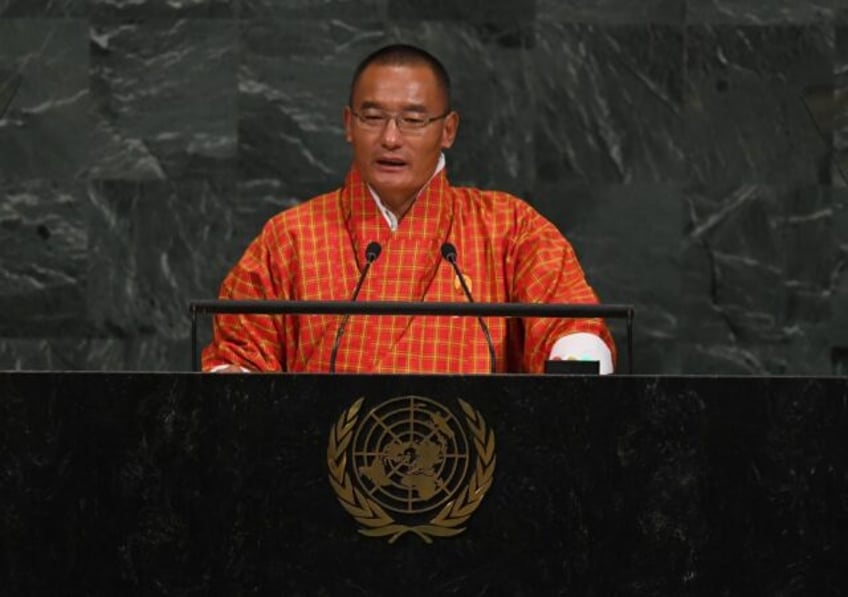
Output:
[440, 242, 496, 374]
[329, 241, 382, 373]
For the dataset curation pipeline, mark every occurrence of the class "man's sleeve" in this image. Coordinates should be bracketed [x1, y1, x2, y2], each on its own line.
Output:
[201, 221, 290, 372]
[510, 207, 616, 373]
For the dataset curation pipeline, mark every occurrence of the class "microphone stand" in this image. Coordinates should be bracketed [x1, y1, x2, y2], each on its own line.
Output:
[329, 242, 382, 373]
[441, 243, 497, 374]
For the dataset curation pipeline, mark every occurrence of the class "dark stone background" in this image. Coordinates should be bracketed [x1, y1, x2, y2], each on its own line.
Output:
[1, 0, 846, 374]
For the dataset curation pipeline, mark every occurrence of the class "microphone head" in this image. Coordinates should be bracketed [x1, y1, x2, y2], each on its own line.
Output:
[365, 241, 382, 262]
[440, 242, 457, 262]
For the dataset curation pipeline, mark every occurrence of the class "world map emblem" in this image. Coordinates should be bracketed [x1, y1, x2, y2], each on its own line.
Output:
[327, 395, 496, 543]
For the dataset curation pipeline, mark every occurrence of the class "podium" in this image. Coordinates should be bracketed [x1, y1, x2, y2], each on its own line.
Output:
[3, 372, 848, 594]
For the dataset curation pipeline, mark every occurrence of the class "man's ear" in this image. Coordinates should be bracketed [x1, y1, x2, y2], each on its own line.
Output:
[441, 111, 459, 149]
[343, 106, 354, 143]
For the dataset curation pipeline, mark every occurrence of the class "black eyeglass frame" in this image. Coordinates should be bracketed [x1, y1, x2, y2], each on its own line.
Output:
[349, 108, 452, 131]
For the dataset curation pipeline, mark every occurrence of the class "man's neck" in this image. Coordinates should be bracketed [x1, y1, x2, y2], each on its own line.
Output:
[384, 194, 417, 220]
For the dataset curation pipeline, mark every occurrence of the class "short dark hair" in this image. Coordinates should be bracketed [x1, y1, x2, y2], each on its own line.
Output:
[348, 44, 451, 109]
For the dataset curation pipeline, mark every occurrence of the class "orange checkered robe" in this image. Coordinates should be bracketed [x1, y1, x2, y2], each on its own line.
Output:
[202, 166, 615, 373]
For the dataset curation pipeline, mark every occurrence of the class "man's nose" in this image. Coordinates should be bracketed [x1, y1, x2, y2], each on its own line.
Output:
[379, 117, 402, 146]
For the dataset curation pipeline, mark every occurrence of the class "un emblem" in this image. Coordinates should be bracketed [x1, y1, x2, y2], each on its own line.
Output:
[327, 395, 496, 543]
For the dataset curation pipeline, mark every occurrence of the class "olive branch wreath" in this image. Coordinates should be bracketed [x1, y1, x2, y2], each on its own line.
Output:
[327, 397, 496, 544]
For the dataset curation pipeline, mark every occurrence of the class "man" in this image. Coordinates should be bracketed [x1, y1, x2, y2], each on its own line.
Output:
[203, 44, 615, 374]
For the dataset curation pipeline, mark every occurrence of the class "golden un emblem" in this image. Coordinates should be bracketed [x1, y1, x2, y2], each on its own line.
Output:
[327, 395, 496, 543]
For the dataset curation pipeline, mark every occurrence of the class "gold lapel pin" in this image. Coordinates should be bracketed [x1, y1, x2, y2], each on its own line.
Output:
[453, 273, 472, 294]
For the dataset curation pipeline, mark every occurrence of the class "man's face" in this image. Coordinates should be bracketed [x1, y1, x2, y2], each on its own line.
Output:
[344, 63, 458, 209]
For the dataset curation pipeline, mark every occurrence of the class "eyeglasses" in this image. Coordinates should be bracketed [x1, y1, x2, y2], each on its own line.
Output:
[349, 108, 451, 133]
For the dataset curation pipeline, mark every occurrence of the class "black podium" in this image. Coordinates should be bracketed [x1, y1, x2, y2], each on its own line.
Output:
[2, 372, 848, 595]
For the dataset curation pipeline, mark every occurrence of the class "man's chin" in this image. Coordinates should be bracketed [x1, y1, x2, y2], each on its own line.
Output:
[372, 187, 413, 207]
[368, 177, 414, 203]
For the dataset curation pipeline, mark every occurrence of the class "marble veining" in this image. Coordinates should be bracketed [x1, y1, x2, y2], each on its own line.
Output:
[0, 1, 846, 373]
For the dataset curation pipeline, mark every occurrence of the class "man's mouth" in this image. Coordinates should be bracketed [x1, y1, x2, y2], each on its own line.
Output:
[375, 157, 407, 169]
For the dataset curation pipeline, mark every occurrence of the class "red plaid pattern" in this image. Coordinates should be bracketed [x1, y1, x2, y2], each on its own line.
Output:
[202, 166, 616, 373]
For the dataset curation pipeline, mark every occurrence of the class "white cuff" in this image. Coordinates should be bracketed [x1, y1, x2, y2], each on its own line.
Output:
[549, 333, 614, 375]
[207, 364, 251, 373]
